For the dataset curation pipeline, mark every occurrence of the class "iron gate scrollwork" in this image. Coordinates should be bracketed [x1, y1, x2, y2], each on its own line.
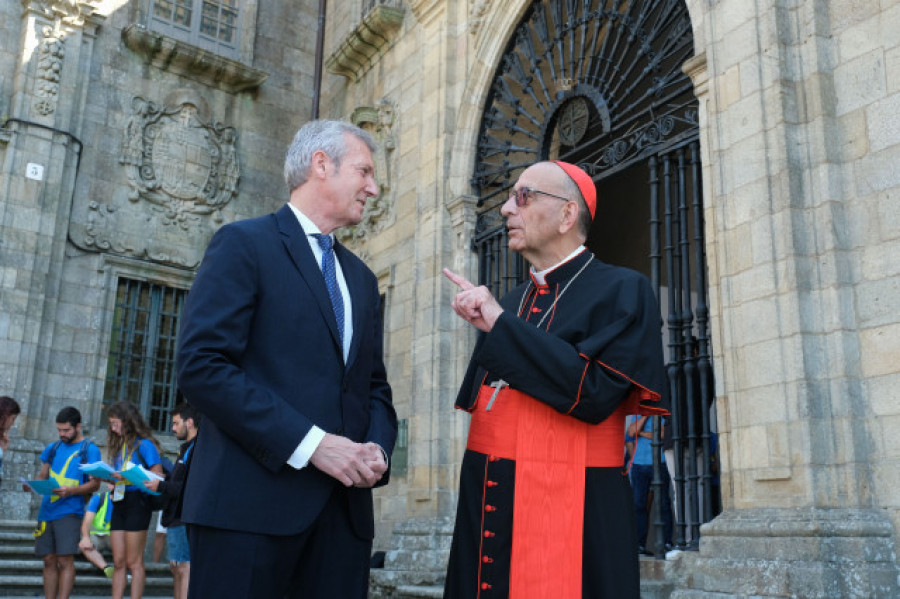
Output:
[471, 0, 719, 556]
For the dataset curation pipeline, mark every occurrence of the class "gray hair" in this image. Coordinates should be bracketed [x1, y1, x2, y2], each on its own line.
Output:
[283, 120, 376, 191]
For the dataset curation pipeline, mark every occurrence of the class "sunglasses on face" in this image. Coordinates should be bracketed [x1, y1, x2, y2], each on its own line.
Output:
[508, 186, 571, 208]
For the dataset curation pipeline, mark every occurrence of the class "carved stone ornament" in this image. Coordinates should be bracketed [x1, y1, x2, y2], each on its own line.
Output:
[21, 0, 100, 27]
[33, 25, 65, 116]
[325, 3, 405, 82]
[469, 0, 490, 35]
[337, 99, 397, 245]
[119, 90, 239, 223]
[69, 90, 238, 269]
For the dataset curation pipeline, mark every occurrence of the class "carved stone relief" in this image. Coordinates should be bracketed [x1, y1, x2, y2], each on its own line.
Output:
[469, 0, 490, 35]
[71, 89, 240, 269]
[119, 90, 239, 220]
[33, 26, 65, 116]
[338, 98, 397, 245]
[22, 0, 100, 27]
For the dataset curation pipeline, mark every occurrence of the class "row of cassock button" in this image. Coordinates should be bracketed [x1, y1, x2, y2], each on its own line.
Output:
[480, 455, 502, 592]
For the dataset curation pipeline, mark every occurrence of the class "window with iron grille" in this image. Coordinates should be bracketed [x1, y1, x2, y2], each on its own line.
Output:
[103, 278, 185, 434]
[149, 0, 240, 58]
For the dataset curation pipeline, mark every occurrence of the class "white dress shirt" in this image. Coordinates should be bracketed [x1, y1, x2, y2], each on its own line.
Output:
[285, 203, 353, 469]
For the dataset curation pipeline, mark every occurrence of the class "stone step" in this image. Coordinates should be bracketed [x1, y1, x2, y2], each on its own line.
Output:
[0, 532, 34, 545]
[0, 559, 171, 575]
[395, 584, 444, 598]
[0, 574, 173, 597]
[0, 520, 173, 598]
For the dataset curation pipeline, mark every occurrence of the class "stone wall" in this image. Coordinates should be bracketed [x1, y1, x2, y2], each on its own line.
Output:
[0, 0, 318, 521]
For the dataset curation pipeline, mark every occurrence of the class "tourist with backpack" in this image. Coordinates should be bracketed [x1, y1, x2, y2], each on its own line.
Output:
[30, 406, 102, 599]
[106, 401, 163, 599]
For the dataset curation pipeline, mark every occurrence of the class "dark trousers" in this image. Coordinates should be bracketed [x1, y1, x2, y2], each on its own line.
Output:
[187, 491, 372, 599]
[630, 463, 673, 550]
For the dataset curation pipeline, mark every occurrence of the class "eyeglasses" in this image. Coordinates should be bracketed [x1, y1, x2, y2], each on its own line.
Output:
[508, 186, 571, 208]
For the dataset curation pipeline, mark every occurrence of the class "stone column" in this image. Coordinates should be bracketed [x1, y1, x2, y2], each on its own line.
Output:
[670, 1, 900, 596]
[0, 1, 104, 516]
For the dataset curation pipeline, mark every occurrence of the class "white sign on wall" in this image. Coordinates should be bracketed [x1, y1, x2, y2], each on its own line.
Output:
[26, 163, 44, 181]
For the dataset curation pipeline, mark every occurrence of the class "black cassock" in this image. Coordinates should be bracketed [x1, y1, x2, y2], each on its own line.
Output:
[444, 248, 667, 599]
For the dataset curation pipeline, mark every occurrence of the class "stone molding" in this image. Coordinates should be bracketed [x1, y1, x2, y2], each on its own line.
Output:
[682, 52, 708, 99]
[121, 24, 268, 94]
[408, 0, 443, 26]
[325, 4, 405, 82]
[21, 0, 99, 27]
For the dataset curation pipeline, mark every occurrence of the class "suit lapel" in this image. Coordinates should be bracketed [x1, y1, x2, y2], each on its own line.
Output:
[274, 206, 343, 354]
[335, 241, 364, 370]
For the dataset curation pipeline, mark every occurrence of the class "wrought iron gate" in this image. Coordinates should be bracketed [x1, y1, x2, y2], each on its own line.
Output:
[471, 0, 719, 556]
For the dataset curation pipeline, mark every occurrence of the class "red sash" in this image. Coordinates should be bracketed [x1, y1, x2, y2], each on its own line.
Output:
[467, 385, 631, 599]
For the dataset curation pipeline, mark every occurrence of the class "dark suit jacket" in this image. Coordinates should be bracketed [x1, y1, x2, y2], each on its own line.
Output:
[176, 204, 397, 539]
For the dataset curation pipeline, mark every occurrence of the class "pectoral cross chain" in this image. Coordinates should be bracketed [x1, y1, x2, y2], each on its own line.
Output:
[486, 379, 508, 411]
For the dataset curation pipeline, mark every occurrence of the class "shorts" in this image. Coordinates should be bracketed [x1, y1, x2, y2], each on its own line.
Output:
[166, 525, 190, 563]
[90, 533, 111, 555]
[110, 491, 152, 532]
[34, 514, 81, 556]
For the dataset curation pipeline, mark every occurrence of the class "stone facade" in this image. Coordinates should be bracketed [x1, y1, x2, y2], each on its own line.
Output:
[0, 0, 317, 516]
[2, 0, 900, 596]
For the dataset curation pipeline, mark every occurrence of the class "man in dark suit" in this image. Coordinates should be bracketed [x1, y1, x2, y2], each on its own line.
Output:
[176, 119, 397, 598]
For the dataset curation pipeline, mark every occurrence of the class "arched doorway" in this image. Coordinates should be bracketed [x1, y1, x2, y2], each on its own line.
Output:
[471, 0, 719, 552]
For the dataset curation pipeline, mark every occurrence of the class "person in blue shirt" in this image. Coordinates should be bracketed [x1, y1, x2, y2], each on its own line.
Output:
[106, 401, 163, 599]
[32, 406, 102, 599]
[627, 414, 673, 555]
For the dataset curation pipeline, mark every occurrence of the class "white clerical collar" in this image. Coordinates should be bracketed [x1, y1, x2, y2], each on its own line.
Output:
[530, 246, 587, 286]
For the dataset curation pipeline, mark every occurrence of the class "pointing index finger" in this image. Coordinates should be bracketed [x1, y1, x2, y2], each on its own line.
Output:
[442, 267, 475, 291]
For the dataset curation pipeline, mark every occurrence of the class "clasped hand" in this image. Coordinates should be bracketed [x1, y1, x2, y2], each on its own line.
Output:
[442, 268, 503, 332]
[310, 433, 387, 488]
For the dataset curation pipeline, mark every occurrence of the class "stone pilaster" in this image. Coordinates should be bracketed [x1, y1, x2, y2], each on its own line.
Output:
[671, 0, 900, 595]
[0, 1, 105, 441]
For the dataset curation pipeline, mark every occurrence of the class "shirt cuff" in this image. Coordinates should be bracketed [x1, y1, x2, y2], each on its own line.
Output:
[286, 426, 326, 469]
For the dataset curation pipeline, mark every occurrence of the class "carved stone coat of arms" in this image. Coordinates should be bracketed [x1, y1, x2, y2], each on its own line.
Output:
[121, 94, 239, 225]
[70, 91, 240, 269]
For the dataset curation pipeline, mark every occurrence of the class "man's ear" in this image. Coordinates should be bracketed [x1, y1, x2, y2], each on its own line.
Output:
[558, 201, 579, 234]
[311, 150, 330, 179]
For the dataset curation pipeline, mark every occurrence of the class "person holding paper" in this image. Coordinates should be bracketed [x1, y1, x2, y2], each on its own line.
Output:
[106, 401, 163, 599]
[32, 406, 102, 599]
[143, 402, 200, 599]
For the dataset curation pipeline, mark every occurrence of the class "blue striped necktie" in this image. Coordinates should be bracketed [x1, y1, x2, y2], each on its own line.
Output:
[313, 234, 344, 346]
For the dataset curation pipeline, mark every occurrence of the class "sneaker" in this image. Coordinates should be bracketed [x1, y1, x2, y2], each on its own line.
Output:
[104, 565, 114, 579]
